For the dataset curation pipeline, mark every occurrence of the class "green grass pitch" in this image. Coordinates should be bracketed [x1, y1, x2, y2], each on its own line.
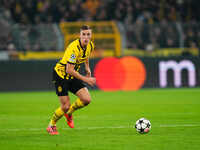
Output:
[0, 88, 200, 150]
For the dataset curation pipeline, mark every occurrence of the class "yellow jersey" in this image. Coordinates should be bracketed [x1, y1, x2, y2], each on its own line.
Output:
[54, 39, 94, 80]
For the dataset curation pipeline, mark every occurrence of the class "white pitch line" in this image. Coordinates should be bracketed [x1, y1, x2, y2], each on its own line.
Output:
[159, 124, 200, 127]
[1, 124, 200, 132]
[0, 126, 130, 132]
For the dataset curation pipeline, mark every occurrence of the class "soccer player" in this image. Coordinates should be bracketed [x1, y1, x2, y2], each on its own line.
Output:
[47, 25, 96, 135]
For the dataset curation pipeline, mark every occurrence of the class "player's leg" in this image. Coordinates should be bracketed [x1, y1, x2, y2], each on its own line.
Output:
[67, 87, 91, 115]
[47, 96, 70, 134]
[47, 70, 70, 134]
[49, 96, 70, 126]
[64, 79, 90, 128]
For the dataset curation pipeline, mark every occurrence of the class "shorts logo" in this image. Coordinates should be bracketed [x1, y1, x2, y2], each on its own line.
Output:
[58, 86, 62, 93]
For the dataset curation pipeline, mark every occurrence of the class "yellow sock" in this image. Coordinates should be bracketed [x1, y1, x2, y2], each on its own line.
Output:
[67, 98, 85, 115]
[49, 107, 64, 126]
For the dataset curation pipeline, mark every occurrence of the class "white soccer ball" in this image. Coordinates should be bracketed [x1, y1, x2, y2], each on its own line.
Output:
[135, 118, 151, 133]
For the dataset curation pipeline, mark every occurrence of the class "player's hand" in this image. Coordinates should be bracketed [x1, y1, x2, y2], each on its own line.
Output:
[85, 77, 96, 86]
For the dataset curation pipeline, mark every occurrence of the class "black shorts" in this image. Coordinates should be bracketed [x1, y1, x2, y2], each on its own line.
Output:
[52, 70, 86, 96]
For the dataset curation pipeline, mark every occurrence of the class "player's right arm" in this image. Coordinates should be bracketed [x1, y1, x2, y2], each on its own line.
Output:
[66, 63, 96, 86]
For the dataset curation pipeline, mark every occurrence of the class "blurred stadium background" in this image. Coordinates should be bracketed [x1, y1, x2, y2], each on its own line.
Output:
[0, 0, 200, 150]
[0, 0, 200, 91]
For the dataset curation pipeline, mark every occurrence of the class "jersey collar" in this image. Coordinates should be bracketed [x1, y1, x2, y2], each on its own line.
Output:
[79, 39, 87, 51]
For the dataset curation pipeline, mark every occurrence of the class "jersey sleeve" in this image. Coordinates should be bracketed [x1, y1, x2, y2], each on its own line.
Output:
[90, 41, 95, 51]
[62, 43, 78, 64]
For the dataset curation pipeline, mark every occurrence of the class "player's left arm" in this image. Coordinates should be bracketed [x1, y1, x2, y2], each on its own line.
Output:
[84, 58, 91, 77]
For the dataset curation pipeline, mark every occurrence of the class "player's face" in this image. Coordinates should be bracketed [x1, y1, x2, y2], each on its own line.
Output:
[80, 29, 92, 46]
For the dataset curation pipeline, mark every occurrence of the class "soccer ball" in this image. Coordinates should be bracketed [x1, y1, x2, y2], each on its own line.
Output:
[135, 118, 151, 133]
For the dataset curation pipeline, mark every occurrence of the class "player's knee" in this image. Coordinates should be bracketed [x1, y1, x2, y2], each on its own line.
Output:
[82, 97, 91, 105]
